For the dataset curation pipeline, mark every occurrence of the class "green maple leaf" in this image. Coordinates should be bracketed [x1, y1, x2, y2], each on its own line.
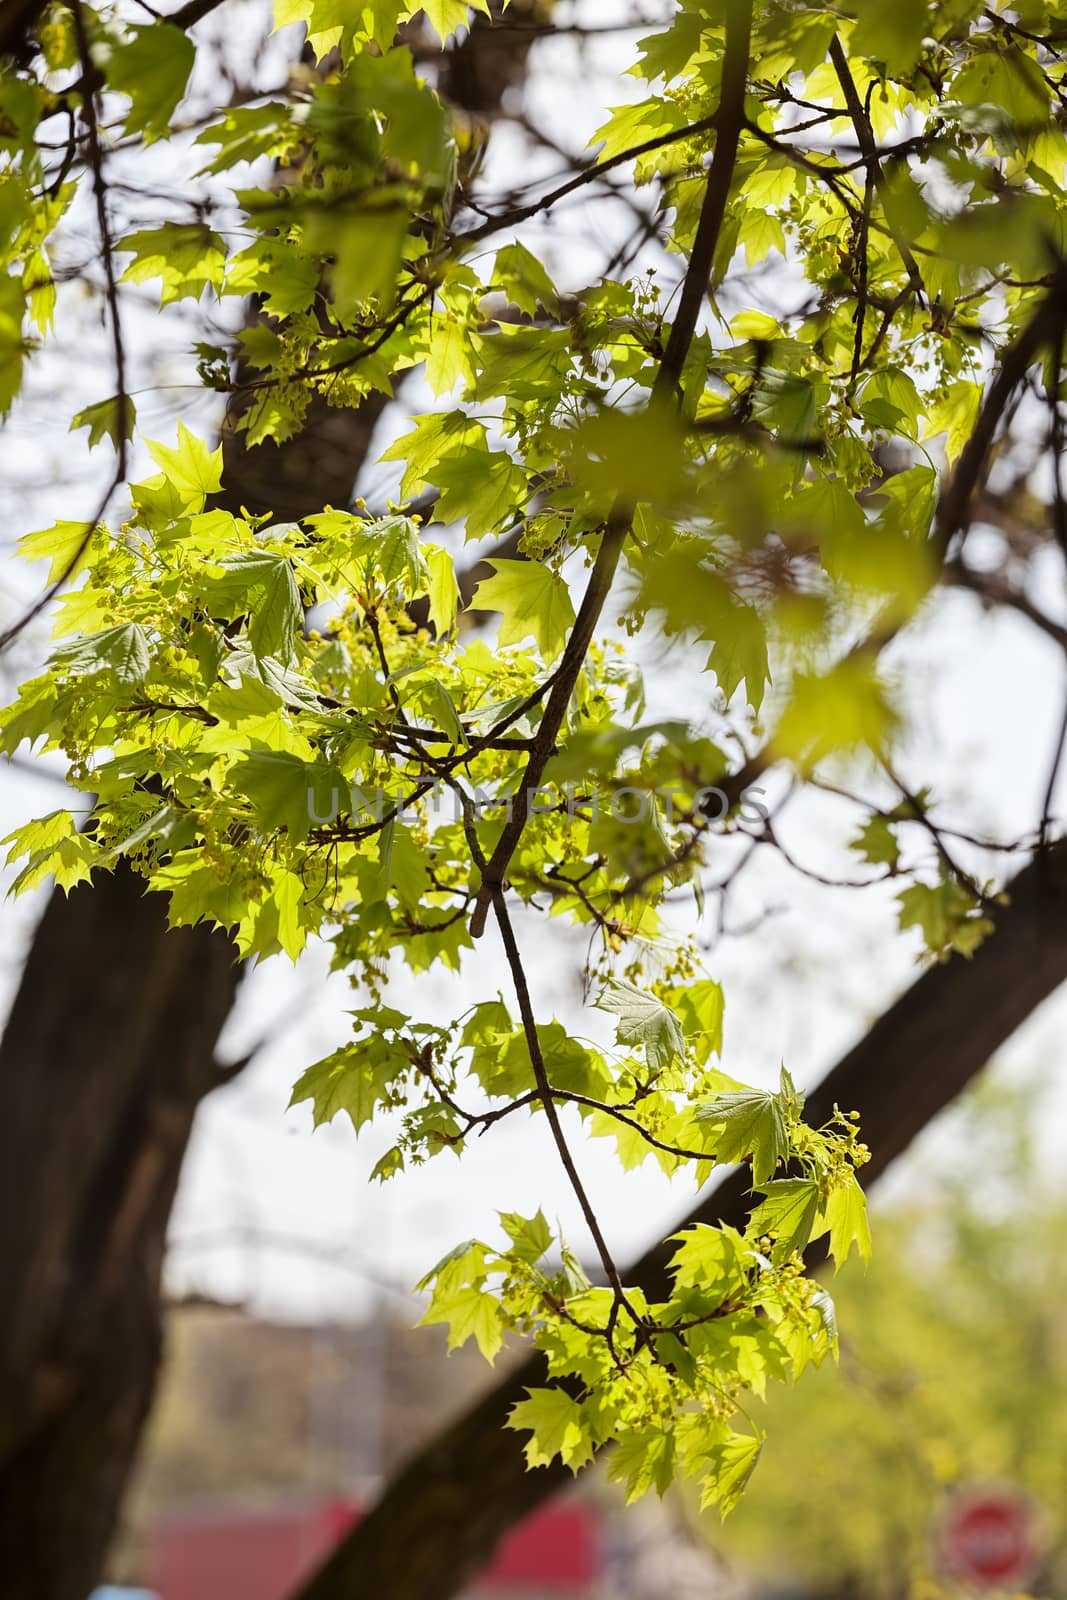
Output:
[4, 810, 97, 896]
[608, 1428, 677, 1502]
[203, 548, 303, 664]
[706, 600, 770, 714]
[421, 1282, 505, 1361]
[597, 978, 685, 1073]
[274, 0, 406, 59]
[816, 1174, 872, 1270]
[494, 241, 559, 317]
[289, 1047, 388, 1133]
[668, 1223, 747, 1296]
[696, 1085, 789, 1186]
[0, 276, 25, 415]
[303, 195, 408, 314]
[898, 875, 993, 961]
[748, 1179, 821, 1262]
[424, 313, 471, 396]
[852, 813, 900, 868]
[108, 23, 195, 142]
[380, 411, 486, 498]
[417, 1241, 504, 1362]
[424, 544, 460, 636]
[417, 0, 490, 45]
[18, 520, 94, 584]
[472, 559, 575, 663]
[231, 752, 346, 843]
[432, 450, 529, 539]
[365, 513, 424, 593]
[70, 394, 137, 452]
[120, 224, 227, 307]
[499, 1208, 552, 1264]
[51, 622, 151, 688]
[145, 421, 223, 509]
[699, 1431, 763, 1517]
[11, 834, 96, 896]
[507, 1387, 593, 1471]
[666, 978, 725, 1063]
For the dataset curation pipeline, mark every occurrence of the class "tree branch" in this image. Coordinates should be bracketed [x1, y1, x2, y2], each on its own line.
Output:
[469, 0, 754, 937]
[293, 836, 1067, 1600]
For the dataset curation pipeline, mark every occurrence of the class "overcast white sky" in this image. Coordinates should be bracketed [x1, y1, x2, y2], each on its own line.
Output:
[2, 0, 1066, 1327]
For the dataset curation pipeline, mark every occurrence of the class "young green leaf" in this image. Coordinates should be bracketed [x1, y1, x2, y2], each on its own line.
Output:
[696, 1086, 790, 1186]
[597, 979, 685, 1073]
[472, 559, 576, 663]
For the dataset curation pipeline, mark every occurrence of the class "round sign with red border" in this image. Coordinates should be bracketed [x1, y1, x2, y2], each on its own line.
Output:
[935, 1484, 1043, 1589]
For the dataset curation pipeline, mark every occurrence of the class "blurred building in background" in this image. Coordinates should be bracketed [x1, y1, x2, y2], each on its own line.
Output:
[114, 1301, 723, 1599]
[152, 1499, 598, 1600]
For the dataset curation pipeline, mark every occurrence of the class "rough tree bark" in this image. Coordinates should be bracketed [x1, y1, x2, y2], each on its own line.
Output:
[0, 869, 239, 1598]
[0, 10, 550, 1595]
[293, 838, 1067, 1600]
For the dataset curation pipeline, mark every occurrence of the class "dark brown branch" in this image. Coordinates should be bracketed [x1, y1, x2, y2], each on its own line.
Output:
[933, 283, 1067, 559]
[459, 112, 721, 246]
[490, 887, 636, 1327]
[469, 0, 754, 937]
[944, 558, 1067, 651]
[828, 34, 926, 304]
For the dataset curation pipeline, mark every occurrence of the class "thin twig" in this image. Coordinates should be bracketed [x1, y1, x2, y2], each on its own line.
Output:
[0, 0, 129, 656]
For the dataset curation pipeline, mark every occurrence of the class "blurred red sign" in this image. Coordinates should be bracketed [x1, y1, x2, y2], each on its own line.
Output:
[936, 1485, 1042, 1588]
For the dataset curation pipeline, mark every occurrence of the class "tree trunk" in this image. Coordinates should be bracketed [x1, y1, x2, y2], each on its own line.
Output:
[0, 867, 239, 1598]
[293, 838, 1067, 1600]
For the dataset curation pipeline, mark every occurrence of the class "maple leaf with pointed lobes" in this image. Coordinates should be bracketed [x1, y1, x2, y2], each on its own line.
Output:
[433, 450, 529, 539]
[70, 395, 137, 452]
[749, 1179, 821, 1262]
[289, 1035, 409, 1133]
[495, 241, 560, 317]
[608, 1428, 677, 1502]
[120, 223, 226, 307]
[597, 979, 685, 1074]
[472, 559, 576, 663]
[107, 23, 195, 142]
[668, 1223, 747, 1297]
[507, 1389, 594, 1471]
[700, 1431, 763, 1517]
[706, 600, 770, 714]
[853, 813, 901, 869]
[499, 1209, 553, 1264]
[380, 411, 486, 499]
[418, 0, 492, 46]
[18, 520, 94, 584]
[816, 1174, 873, 1270]
[145, 422, 223, 509]
[231, 752, 346, 844]
[695, 1085, 790, 1187]
[667, 978, 725, 1063]
[51, 623, 151, 689]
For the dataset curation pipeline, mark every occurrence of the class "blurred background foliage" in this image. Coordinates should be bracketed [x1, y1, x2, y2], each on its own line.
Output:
[703, 1068, 1067, 1600]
